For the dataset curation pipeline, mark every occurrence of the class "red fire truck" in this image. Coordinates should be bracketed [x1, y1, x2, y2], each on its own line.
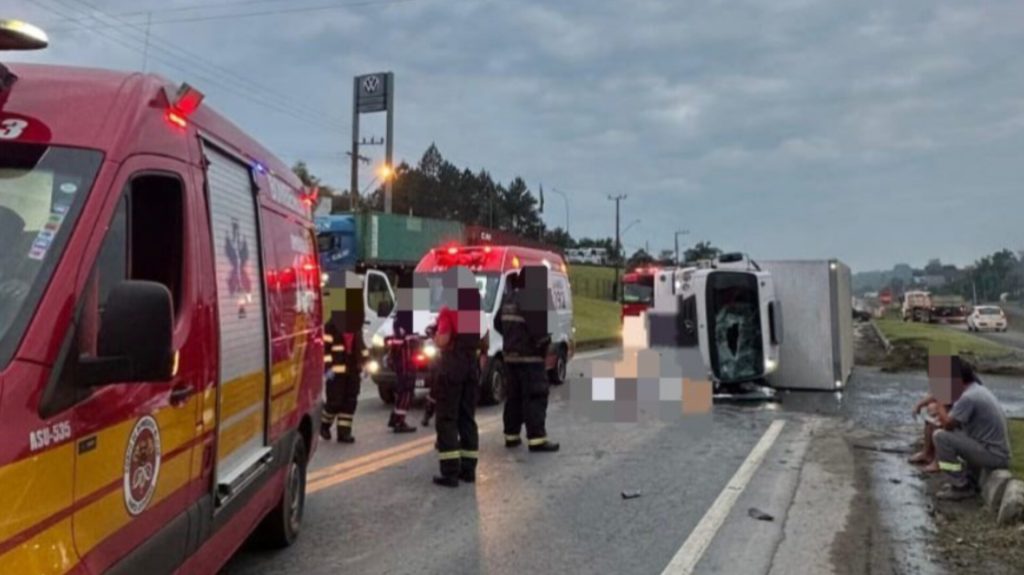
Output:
[621, 266, 661, 322]
[0, 22, 322, 574]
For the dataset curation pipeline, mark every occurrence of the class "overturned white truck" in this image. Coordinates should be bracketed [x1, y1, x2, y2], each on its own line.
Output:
[645, 254, 782, 389]
[642, 255, 853, 392]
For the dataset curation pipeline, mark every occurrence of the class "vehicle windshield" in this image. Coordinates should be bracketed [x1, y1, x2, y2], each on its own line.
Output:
[979, 307, 1002, 316]
[622, 277, 654, 304]
[0, 143, 103, 368]
[421, 271, 501, 313]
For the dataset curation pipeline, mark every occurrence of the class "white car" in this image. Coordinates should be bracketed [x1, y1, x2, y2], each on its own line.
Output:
[967, 306, 1008, 332]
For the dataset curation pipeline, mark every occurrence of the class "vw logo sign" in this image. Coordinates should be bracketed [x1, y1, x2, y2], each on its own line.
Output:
[362, 75, 381, 94]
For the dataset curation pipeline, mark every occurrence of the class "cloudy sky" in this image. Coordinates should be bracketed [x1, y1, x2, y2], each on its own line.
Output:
[7, 0, 1024, 271]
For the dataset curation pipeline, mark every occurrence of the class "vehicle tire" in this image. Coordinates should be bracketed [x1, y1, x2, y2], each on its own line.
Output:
[479, 357, 506, 406]
[548, 345, 568, 385]
[378, 384, 396, 404]
[256, 433, 307, 549]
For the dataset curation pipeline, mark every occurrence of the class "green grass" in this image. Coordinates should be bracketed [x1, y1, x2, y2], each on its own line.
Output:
[574, 296, 621, 344]
[874, 319, 1014, 357]
[1011, 419, 1024, 479]
[569, 265, 619, 301]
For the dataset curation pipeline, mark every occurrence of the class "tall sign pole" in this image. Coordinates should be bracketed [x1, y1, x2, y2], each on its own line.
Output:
[609, 194, 627, 300]
[352, 71, 395, 212]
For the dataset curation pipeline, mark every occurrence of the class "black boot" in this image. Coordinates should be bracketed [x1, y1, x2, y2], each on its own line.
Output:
[529, 440, 560, 453]
[458, 469, 476, 483]
[393, 419, 417, 433]
[319, 422, 332, 441]
[387, 412, 398, 429]
[433, 475, 459, 488]
[336, 425, 355, 444]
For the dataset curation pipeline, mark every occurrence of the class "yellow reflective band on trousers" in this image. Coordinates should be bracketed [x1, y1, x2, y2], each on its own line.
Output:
[439, 451, 461, 461]
[505, 435, 521, 441]
[331, 365, 347, 374]
[528, 437, 548, 446]
[939, 460, 963, 472]
[460, 450, 478, 459]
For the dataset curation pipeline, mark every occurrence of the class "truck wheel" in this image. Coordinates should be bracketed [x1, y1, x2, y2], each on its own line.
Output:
[256, 433, 307, 548]
[548, 346, 568, 385]
[378, 385, 396, 404]
[480, 358, 506, 406]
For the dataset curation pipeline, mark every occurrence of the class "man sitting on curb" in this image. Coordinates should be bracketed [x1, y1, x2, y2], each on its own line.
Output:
[931, 360, 1011, 500]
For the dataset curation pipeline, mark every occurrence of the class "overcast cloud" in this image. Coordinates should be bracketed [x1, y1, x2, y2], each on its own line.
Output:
[7, 0, 1024, 271]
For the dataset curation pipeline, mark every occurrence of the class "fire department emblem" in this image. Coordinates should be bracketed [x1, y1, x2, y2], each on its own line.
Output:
[124, 416, 161, 516]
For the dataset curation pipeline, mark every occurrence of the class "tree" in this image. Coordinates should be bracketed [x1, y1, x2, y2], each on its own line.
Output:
[925, 258, 943, 275]
[657, 249, 676, 265]
[683, 241, 722, 263]
[628, 249, 654, 268]
[543, 227, 574, 249]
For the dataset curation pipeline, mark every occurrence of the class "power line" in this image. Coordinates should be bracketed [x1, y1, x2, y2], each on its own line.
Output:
[47, 0, 430, 30]
[50, 0, 347, 128]
[39, 0, 348, 133]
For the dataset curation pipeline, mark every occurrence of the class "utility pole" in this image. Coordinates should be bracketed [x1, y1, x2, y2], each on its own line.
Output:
[350, 77, 361, 210]
[550, 188, 571, 236]
[608, 194, 627, 300]
[674, 229, 690, 266]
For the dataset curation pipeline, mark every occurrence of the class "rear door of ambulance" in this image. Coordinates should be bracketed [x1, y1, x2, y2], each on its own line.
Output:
[202, 141, 272, 501]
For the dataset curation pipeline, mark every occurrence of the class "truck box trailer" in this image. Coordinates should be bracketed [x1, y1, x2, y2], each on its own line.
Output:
[760, 259, 853, 391]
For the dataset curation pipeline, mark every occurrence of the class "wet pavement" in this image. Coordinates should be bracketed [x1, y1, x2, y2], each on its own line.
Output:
[221, 350, 1023, 575]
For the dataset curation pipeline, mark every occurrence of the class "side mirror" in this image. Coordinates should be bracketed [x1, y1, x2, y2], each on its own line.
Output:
[80, 281, 175, 386]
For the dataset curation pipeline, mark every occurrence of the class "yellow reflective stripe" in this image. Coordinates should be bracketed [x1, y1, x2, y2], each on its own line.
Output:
[331, 345, 345, 352]
[505, 435, 521, 441]
[938, 460, 962, 472]
[323, 333, 334, 343]
[331, 365, 347, 374]
[460, 450, 479, 459]
[502, 314, 526, 322]
[336, 420, 353, 428]
[323, 354, 332, 363]
[439, 451, 461, 461]
[361, 350, 369, 357]
[527, 437, 548, 446]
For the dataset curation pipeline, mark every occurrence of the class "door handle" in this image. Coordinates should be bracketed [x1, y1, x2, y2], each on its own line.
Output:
[170, 385, 194, 407]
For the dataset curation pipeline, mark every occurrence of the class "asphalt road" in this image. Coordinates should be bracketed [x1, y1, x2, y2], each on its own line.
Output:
[945, 322, 1024, 351]
[221, 351, 986, 575]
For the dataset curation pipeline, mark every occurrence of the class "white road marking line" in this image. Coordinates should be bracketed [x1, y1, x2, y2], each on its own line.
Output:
[660, 419, 787, 575]
[571, 347, 619, 362]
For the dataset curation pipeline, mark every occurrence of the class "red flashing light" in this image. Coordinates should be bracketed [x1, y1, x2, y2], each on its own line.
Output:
[483, 246, 492, 254]
[165, 110, 187, 130]
[447, 246, 459, 256]
[414, 353, 427, 366]
[511, 255, 521, 269]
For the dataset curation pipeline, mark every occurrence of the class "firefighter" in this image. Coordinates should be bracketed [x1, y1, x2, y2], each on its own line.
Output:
[387, 323, 418, 433]
[432, 266, 483, 488]
[320, 271, 368, 444]
[496, 266, 559, 452]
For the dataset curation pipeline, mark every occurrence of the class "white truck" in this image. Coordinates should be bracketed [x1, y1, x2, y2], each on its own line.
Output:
[646, 254, 782, 389]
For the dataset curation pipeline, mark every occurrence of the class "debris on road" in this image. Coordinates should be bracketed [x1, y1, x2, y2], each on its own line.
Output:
[621, 491, 642, 500]
[747, 507, 774, 521]
[889, 478, 902, 485]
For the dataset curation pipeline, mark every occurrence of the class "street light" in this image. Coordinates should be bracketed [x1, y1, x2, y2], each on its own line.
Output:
[674, 229, 690, 265]
[623, 219, 642, 236]
[358, 163, 395, 204]
[549, 188, 571, 236]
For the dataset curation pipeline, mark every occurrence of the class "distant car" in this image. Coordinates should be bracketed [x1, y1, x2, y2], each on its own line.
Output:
[966, 306, 1008, 332]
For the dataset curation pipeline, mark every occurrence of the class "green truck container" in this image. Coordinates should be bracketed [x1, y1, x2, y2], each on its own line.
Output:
[353, 212, 465, 267]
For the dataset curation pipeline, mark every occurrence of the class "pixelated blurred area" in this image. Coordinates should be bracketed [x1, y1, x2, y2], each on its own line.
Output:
[927, 350, 968, 406]
[511, 265, 556, 341]
[569, 346, 712, 424]
[324, 270, 365, 334]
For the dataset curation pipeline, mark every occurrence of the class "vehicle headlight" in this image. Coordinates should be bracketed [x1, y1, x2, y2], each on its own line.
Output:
[366, 360, 380, 374]
[423, 342, 438, 359]
[372, 334, 385, 348]
[764, 358, 778, 373]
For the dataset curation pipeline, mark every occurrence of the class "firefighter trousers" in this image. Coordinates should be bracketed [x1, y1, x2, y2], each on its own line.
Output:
[435, 351, 479, 478]
[392, 371, 415, 422]
[323, 367, 361, 430]
[503, 362, 549, 444]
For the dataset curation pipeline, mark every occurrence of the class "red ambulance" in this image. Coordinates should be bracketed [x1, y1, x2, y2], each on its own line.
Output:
[621, 266, 660, 322]
[0, 22, 323, 574]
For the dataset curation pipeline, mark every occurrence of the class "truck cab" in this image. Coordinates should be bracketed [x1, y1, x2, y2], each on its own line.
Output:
[0, 28, 322, 574]
[621, 266, 662, 322]
[648, 255, 780, 387]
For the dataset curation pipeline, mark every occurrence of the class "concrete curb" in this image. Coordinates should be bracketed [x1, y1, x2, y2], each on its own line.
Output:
[996, 479, 1024, 526]
[870, 320, 892, 353]
[982, 469, 1012, 510]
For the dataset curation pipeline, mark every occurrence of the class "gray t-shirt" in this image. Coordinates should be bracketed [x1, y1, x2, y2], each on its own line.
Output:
[950, 383, 1011, 460]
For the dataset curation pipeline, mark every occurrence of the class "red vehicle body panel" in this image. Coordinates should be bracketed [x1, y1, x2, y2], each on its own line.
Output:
[0, 63, 322, 574]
